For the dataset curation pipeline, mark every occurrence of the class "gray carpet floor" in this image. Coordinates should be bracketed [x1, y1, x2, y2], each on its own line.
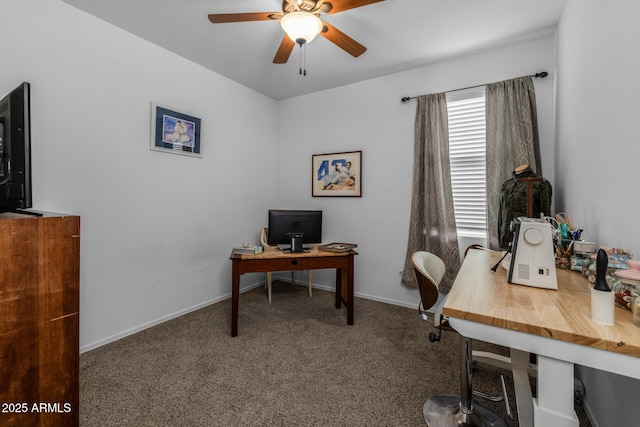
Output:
[80, 281, 591, 426]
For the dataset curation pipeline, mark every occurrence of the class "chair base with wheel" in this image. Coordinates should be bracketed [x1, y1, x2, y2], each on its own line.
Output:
[412, 251, 509, 427]
[422, 337, 508, 427]
[423, 394, 507, 427]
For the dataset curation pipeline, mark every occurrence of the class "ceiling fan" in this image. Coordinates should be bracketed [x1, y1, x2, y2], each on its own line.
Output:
[208, 0, 385, 64]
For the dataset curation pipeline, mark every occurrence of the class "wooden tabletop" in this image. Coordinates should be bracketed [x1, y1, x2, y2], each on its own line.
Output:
[444, 248, 640, 358]
[230, 245, 357, 260]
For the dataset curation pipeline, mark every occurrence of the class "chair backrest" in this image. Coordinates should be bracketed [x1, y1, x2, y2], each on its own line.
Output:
[412, 251, 446, 311]
[260, 227, 269, 247]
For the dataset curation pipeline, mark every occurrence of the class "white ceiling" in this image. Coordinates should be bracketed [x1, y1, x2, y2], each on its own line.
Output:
[60, 0, 566, 100]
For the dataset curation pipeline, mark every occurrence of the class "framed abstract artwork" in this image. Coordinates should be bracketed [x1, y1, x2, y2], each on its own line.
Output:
[150, 103, 201, 157]
[312, 150, 362, 197]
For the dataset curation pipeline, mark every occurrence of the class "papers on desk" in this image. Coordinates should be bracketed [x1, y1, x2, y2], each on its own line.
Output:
[232, 244, 263, 255]
[319, 242, 357, 252]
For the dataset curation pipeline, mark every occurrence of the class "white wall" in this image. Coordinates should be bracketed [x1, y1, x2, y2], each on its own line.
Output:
[2, 0, 279, 351]
[556, 1, 640, 425]
[276, 37, 557, 307]
[7, 2, 636, 424]
[3, 0, 558, 351]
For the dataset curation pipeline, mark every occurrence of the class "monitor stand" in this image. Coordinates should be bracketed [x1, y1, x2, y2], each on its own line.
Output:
[0, 208, 43, 217]
[282, 248, 310, 254]
[277, 244, 312, 252]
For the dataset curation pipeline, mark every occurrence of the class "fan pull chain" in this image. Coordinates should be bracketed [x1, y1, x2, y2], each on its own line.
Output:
[299, 43, 307, 76]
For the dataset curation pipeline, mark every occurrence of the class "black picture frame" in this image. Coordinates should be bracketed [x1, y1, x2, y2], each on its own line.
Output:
[150, 103, 201, 157]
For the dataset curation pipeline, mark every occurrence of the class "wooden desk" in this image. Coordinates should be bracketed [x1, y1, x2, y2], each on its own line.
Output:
[229, 246, 357, 337]
[444, 249, 640, 427]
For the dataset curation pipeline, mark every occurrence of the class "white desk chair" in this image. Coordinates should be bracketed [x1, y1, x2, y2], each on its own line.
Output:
[261, 227, 312, 303]
[413, 250, 508, 426]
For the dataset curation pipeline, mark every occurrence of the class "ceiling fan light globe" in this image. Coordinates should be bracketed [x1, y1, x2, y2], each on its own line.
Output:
[280, 11, 322, 44]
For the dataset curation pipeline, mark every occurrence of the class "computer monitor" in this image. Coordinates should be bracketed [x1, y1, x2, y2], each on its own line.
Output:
[267, 210, 322, 246]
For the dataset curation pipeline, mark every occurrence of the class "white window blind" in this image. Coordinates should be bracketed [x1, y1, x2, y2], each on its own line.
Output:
[446, 87, 487, 238]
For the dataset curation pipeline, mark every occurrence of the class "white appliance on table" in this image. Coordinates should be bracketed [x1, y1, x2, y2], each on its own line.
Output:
[508, 217, 558, 290]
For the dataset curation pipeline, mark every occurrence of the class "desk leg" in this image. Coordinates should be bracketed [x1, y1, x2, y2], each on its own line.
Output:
[533, 356, 579, 427]
[346, 255, 354, 325]
[511, 349, 534, 427]
[231, 260, 240, 337]
[335, 257, 354, 326]
[335, 269, 343, 309]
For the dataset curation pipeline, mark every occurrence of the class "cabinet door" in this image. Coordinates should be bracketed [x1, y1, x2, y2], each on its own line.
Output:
[0, 215, 80, 332]
[0, 215, 80, 427]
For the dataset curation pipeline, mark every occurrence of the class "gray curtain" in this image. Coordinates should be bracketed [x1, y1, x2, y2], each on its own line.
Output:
[486, 76, 542, 249]
[402, 93, 460, 292]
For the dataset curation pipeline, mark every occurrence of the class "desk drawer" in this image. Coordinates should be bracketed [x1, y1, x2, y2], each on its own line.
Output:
[234, 255, 351, 275]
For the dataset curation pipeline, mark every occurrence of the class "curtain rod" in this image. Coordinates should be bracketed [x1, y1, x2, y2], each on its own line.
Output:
[400, 71, 548, 103]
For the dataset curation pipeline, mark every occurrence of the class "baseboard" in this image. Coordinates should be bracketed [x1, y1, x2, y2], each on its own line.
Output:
[81, 280, 416, 353]
[80, 281, 264, 353]
[353, 291, 416, 309]
[308, 283, 416, 309]
[269, 273, 416, 309]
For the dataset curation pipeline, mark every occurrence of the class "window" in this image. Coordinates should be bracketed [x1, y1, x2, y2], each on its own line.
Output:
[446, 87, 487, 239]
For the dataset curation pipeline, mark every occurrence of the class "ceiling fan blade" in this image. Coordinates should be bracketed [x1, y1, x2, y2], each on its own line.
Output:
[327, 0, 385, 14]
[273, 35, 296, 64]
[321, 22, 366, 57]
[208, 12, 280, 24]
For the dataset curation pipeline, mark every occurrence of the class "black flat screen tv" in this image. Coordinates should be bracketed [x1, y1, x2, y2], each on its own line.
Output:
[267, 210, 322, 246]
[0, 82, 33, 213]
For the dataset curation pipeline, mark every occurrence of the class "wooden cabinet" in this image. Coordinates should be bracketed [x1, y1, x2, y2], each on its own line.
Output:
[0, 213, 80, 427]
